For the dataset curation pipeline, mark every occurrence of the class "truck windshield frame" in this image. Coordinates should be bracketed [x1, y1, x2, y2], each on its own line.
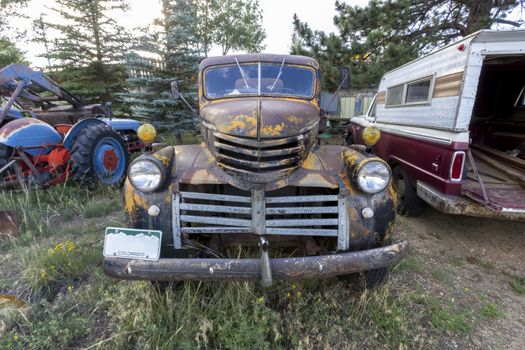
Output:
[203, 62, 316, 100]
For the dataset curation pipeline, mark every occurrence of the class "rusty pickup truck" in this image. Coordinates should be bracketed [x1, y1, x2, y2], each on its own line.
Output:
[102, 54, 407, 287]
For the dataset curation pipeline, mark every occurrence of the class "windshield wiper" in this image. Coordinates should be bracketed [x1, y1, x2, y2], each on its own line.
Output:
[269, 57, 286, 91]
[235, 57, 249, 88]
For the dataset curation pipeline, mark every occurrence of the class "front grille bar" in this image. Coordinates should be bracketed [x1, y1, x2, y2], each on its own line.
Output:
[173, 190, 350, 250]
[214, 132, 304, 148]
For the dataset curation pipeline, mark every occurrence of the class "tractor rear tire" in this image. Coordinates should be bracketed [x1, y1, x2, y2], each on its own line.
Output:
[392, 165, 425, 216]
[70, 123, 129, 187]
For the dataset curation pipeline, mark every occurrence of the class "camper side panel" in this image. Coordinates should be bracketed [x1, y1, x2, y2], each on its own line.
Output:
[375, 38, 473, 130]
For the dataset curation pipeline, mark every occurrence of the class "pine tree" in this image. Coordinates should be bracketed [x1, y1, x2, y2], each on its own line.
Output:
[121, 0, 200, 131]
[293, 0, 524, 91]
[40, 0, 131, 108]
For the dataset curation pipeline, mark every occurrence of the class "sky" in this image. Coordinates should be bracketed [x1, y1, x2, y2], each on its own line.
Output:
[12, 0, 523, 67]
[16, 0, 369, 66]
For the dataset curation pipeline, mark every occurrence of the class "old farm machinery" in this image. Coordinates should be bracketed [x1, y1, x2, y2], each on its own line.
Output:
[0, 64, 153, 190]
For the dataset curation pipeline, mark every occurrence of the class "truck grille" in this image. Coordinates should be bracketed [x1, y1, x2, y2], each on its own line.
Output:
[172, 186, 350, 251]
[212, 132, 305, 173]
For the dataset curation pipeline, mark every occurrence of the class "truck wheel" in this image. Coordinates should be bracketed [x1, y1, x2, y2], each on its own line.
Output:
[338, 267, 389, 290]
[70, 123, 129, 186]
[392, 165, 425, 216]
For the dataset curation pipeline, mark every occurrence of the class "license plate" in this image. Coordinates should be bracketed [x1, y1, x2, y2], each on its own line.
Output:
[103, 227, 162, 261]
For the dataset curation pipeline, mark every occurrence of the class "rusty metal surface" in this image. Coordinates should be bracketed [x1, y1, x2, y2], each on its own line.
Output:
[0, 210, 18, 237]
[417, 181, 525, 220]
[201, 98, 319, 139]
[103, 240, 408, 281]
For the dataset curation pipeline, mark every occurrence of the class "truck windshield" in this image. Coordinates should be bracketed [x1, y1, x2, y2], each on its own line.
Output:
[204, 63, 315, 99]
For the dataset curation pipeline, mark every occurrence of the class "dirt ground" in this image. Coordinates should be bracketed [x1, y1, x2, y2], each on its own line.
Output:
[395, 207, 525, 350]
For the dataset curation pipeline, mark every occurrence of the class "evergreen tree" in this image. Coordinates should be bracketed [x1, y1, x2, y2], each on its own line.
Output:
[122, 0, 266, 131]
[39, 0, 131, 108]
[0, 37, 27, 66]
[292, 0, 524, 91]
[121, 0, 200, 131]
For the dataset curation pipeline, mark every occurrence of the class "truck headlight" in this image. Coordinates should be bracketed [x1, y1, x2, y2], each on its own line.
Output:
[355, 160, 390, 194]
[128, 158, 165, 192]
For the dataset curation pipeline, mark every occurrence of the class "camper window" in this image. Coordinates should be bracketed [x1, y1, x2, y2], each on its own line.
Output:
[386, 84, 403, 106]
[386, 76, 433, 107]
[406, 78, 432, 103]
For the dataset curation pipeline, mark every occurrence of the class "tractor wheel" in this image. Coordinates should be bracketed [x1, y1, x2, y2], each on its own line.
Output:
[392, 165, 425, 216]
[70, 123, 129, 187]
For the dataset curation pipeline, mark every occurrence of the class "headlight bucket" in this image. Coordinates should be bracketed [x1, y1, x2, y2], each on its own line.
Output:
[353, 160, 391, 194]
[128, 156, 166, 192]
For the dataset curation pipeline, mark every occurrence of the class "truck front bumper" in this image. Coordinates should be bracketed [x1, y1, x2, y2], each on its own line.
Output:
[102, 240, 408, 282]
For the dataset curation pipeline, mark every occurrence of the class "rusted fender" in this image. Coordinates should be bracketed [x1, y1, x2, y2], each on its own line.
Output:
[103, 240, 408, 281]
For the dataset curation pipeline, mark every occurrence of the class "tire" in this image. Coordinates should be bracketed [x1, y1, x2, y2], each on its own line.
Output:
[392, 165, 425, 216]
[338, 267, 389, 290]
[70, 123, 129, 187]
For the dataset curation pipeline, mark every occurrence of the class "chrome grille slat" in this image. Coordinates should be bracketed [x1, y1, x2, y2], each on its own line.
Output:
[180, 215, 252, 227]
[265, 228, 338, 236]
[266, 218, 338, 227]
[266, 206, 338, 215]
[175, 188, 345, 243]
[179, 203, 251, 215]
[180, 191, 251, 203]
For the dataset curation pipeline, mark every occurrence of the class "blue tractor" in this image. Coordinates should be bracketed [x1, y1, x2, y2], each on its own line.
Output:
[0, 64, 151, 189]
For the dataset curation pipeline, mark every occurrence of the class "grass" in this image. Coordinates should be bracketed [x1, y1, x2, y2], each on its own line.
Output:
[0, 176, 517, 349]
[479, 303, 505, 319]
[509, 274, 525, 295]
[428, 299, 473, 336]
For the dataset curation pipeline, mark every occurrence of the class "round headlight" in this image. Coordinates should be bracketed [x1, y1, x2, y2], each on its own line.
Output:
[355, 160, 391, 194]
[128, 158, 164, 192]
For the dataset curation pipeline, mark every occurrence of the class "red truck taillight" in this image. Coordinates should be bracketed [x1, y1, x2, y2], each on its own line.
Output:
[450, 151, 465, 182]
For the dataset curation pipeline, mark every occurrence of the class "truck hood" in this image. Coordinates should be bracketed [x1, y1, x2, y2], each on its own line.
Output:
[200, 98, 319, 138]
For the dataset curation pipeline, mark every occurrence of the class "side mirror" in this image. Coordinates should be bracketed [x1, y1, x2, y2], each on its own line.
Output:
[340, 67, 350, 89]
[171, 80, 180, 100]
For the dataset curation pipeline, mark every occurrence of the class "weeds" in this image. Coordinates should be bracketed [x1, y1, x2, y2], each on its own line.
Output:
[509, 274, 525, 295]
[428, 299, 473, 335]
[479, 303, 505, 319]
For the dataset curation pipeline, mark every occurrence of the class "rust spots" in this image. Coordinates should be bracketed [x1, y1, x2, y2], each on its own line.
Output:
[261, 122, 285, 137]
[124, 181, 149, 215]
[224, 114, 258, 137]
[302, 153, 323, 170]
[296, 173, 337, 188]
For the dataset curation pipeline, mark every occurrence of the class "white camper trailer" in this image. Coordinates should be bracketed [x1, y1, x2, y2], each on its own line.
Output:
[349, 29, 525, 220]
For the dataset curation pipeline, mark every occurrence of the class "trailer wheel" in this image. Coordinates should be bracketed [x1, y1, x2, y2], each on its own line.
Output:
[392, 165, 425, 216]
[338, 267, 389, 290]
[70, 123, 129, 187]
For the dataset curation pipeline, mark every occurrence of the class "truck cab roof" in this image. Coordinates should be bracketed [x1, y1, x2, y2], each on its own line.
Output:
[199, 54, 319, 71]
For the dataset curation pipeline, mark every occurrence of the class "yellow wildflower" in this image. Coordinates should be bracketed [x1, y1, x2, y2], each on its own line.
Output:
[256, 296, 265, 303]
[66, 241, 75, 251]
